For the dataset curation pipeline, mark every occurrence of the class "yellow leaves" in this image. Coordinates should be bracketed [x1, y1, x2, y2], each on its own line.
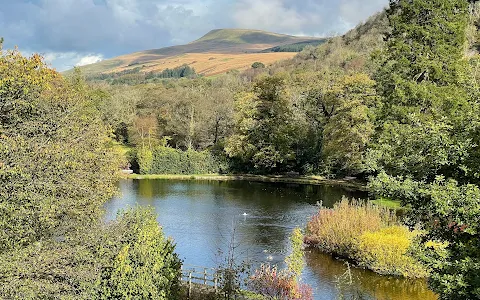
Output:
[114, 244, 133, 275]
[355, 226, 428, 278]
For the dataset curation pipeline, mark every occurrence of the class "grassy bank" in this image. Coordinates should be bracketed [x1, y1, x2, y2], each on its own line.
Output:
[127, 173, 366, 190]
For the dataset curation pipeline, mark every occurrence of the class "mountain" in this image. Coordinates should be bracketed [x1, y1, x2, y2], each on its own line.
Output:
[72, 29, 325, 77]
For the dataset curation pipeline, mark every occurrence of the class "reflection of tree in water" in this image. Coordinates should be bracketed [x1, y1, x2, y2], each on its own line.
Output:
[218, 181, 367, 209]
[305, 251, 437, 300]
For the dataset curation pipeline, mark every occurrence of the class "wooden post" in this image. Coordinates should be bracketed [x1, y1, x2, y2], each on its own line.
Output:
[214, 272, 218, 293]
[188, 271, 192, 299]
[204, 268, 207, 285]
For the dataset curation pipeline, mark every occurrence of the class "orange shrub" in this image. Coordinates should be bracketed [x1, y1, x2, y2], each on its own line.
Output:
[248, 265, 312, 300]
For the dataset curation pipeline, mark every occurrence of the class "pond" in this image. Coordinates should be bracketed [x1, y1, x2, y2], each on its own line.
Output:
[105, 179, 437, 300]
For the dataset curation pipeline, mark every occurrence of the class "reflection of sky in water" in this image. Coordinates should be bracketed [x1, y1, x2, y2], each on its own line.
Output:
[104, 179, 435, 300]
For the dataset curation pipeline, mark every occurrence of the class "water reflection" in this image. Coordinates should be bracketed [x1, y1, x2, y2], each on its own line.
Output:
[105, 179, 436, 300]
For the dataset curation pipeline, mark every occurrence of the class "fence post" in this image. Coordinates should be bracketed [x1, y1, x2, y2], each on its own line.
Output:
[188, 271, 192, 299]
[214, 272, 218, 293]
[204, 268, 208, 285]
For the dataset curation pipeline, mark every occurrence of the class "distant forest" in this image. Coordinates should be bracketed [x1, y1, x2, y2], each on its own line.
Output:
[262, 40, 327, 53]
[86, 64, 197, 85]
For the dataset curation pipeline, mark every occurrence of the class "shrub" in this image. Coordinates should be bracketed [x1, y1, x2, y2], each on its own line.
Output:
[252, 62, 265, 69]
[305, 198, 395, 257]
[285, 228, 305, 279]
[248, 265, 312, 300]
[305, 199, 428, 278]
[137, 148, 154, 174]
[95, 207, 182, 299]
[139, 146, 227, 175]
[355, 226, 428, 278]
[250, 229, 313, 300]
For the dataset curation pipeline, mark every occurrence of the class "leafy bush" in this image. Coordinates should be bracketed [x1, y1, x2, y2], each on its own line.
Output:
[251, 62, 265, 69]
[248, 265, 312, 300]
[285, 228, 305, 279]
[355, 226, 427, 278]
[138, 146, 227, 175]
[305, 199, 427, 278]
[305, 198, 395, 257]
[95, 207, 182, 299]
[137, 148, 154, 174]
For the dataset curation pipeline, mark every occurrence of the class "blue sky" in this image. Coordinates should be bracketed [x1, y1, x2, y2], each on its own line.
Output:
[0, 0, 388, 71]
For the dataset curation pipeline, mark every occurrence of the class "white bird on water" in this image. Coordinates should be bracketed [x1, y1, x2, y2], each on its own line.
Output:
[242, 213, 248, 216]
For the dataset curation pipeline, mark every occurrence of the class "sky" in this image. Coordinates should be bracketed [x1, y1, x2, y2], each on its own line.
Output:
[0, 0, 388, 71]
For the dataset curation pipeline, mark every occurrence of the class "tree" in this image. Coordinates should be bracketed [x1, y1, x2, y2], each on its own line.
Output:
[368, 1, 480, 297]
[251, 62, 265, 69]
[320, 73, 377, 175]
[225, 75, 297, 172]
[370, 0, 478, 182]
[95, 208, 181, 299]
[0, 47, 181, 298]
[298, 71, 377, 175]
[0, 49, 122, 252]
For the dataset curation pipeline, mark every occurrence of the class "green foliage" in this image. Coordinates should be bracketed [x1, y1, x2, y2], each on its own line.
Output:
[285, 228, 305, 279]
[370, 174, 480, 298]
[0, 48, 122, 252]
[0, 47, 181, 299]
[138, 148, 154, 175]
[319, 73, 377, 175]
[263, 40, 326, 53]
[139, 146, 227, 175]
[366, 2, 480, 295]
[369, 0, 478, 182]
[95, 207, 182, 300]
[226, 75, 297, 173]
[88, 64, 197, 85]
[251, 62, 265, 69]
[0, 207, 181, 299]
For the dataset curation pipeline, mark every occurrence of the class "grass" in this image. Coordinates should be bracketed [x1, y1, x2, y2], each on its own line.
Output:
[106, 52, 298, 77]
[305, 199, 427, 278]
[370, 197, 402, 209]
[127, 174, 366, 190]
[305, 199, 395, 257]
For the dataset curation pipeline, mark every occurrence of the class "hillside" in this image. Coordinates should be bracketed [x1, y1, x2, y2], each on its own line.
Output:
[73, 29, 325, 78]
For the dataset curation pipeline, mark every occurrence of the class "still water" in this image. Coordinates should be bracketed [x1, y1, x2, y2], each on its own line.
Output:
[105, 179, 437, 300]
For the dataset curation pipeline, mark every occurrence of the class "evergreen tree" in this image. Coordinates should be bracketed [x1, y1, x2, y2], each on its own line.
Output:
[370, 0, 478, 182]
[369, 1, 480, 298]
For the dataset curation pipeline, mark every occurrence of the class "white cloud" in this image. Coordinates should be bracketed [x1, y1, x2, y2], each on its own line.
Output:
[76, 55, 104, 67]
[41, 52, 104, 71]
[233, 0, 307, 33]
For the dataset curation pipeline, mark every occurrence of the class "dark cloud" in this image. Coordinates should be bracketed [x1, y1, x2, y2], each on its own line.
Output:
[0, 0, 387, 70]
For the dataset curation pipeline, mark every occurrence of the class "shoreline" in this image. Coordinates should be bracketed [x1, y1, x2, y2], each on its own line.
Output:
[126, 173, 367, 191]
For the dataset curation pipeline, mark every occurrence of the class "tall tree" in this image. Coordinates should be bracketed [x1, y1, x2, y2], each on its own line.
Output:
[0, 48, 181, 298]
[369, 1, 480, 298]
[226, 75, 297, 172]
[370, 0, 478, 182]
